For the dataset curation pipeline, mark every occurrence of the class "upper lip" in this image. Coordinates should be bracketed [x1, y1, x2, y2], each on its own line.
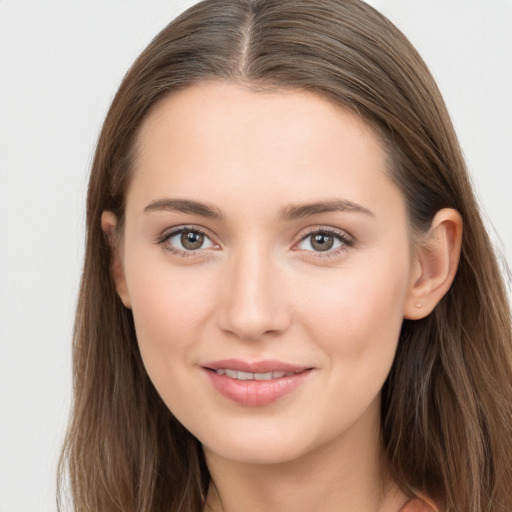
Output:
[202, 359, 311, 374]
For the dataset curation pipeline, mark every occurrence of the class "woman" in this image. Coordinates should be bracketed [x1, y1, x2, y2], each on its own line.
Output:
[58, 1, 512, 511]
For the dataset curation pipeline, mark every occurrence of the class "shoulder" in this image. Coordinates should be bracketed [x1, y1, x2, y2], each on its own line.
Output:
[399, 497, 440, 512]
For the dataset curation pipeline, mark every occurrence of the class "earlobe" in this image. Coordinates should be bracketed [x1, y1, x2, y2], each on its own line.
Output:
[101, 211, 131, 309]
[404, 208, 462, 320]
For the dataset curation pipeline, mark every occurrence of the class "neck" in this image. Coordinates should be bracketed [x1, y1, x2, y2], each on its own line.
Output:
[203, 400, 407, 512]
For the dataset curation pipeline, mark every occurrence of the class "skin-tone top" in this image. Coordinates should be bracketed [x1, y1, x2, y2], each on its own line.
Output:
[399, 497, 439, 512]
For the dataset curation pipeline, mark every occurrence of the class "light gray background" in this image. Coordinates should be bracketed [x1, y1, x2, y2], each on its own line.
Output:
[0, 1, 510, 511]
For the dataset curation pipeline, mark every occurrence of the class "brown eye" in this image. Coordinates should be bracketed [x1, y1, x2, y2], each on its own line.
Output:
[181, 230, 204, 250]
[310, 233, 335, 251]
[162, 228, 215, 253]
[297, 229, 351, 254]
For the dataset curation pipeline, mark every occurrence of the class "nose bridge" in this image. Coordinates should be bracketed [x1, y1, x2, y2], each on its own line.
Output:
[217, 241, 289, 341]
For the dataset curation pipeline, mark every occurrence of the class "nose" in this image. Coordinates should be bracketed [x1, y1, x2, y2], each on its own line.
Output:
[216, 245, 291, 341]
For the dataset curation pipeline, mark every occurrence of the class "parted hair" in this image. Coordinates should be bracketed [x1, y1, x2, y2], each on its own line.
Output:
[58, 1, 512, 511]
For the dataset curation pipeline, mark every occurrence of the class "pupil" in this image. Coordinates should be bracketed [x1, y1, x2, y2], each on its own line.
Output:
[312, 233, 334, 251]
[181, 231, 204, 250]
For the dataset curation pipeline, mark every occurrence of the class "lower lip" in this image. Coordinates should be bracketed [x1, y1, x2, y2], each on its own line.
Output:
[204, 369, 312, 407]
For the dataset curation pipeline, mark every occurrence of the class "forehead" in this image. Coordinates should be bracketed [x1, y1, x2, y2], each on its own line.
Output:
[128, 81, 401, 220]
[136, 82, 383, 160]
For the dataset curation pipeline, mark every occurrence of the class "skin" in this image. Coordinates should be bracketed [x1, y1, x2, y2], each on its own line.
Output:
[103, 82, 462, 512]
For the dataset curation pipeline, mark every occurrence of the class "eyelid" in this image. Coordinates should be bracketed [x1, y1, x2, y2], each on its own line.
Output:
[156, 225, 219, 255]
[293, 226, 355, 256]
[155, 224, 354, 259]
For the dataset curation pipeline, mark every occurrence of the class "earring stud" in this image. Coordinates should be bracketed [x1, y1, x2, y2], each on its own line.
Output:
[414, 303, 422, 308]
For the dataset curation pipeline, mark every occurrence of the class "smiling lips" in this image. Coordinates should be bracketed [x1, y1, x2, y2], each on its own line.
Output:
[203, 359, 312, 407]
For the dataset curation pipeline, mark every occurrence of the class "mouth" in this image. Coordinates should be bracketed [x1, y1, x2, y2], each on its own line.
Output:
[209, 368, 300, 381]
[202, 359, 313, 407]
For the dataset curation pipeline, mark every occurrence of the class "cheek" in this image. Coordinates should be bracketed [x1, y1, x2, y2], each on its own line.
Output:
[124, 256, 216, 379]
[300, 253, 410, 370]
[126, 266, 218, 417]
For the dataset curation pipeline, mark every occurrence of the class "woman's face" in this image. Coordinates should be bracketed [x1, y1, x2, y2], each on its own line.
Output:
[112, 82, 419, 465]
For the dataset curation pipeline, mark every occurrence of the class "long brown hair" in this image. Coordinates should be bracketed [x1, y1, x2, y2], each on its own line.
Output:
[58, 1, 512, 511]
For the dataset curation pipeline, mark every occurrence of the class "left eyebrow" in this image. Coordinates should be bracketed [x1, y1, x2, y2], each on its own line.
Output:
[279, 199, 374, 221]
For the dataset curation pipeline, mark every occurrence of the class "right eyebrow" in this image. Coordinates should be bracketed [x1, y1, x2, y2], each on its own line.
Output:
[143, 198, 224, 219]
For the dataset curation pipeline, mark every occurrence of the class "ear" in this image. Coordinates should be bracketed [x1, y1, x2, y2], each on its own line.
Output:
[404, 208, 462, 320]
[101, 211, 131, 309]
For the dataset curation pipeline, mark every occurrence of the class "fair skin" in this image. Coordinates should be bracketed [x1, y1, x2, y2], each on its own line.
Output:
[102, 82, 461, 512]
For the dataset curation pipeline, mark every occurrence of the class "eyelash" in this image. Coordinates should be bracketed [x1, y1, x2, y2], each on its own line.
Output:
[156, 226, 355, 259]
[157, 226, 215, 257]
[296, 227, 355, 258]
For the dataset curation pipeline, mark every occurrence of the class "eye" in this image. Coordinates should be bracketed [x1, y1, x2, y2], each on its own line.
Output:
[296, 228, 353, 254]
[160, 227, 215, 253]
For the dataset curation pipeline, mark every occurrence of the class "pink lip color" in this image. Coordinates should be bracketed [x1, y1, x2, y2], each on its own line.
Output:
[202, 359, 312, 407]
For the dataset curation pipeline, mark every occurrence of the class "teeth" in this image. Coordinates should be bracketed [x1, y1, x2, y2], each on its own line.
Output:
[254, 372, 272, 381]
[214, 369, 292, 380]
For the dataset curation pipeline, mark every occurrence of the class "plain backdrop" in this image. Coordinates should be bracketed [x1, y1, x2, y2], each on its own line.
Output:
[0, 1, 510, 511]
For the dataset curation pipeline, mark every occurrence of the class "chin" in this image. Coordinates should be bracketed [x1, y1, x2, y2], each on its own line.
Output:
[203, 437, 307, 466]
[196, 419, 326, 467]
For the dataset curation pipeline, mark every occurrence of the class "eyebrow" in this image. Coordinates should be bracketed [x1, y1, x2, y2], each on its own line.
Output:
[144, 198, 224, 219]
[279, 199, 374, 221]
[143, 197, 373, 220]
